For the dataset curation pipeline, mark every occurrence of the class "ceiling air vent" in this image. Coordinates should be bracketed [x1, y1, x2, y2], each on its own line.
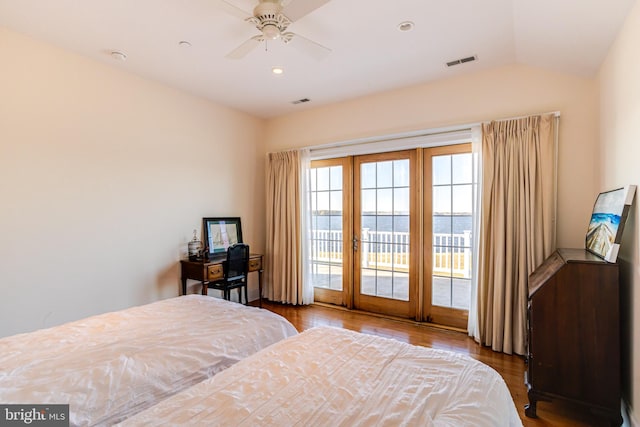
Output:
[292, 98, 311, 105]
[446, 55, 477, 67]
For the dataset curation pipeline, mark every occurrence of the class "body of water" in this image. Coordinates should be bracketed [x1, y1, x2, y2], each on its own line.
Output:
[314, 215, 472, 234]
[588, 212, 620, 229]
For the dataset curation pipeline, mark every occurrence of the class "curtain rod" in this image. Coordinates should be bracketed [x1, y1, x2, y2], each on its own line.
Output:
[274, 111, 561, 155]
[444, 111, 560, 135]
[477, 110, 561, 125]
[308, 111, 561, 152]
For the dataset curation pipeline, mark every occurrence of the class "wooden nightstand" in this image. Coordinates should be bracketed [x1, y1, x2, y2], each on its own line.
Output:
[180, 254, 263, 308]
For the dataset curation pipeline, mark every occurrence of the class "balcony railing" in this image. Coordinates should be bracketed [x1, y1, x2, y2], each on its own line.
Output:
[311, 229, 472, 278]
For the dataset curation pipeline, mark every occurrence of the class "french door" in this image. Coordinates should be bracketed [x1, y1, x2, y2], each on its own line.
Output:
[310, 144, 473, 328]
[353, 151, 417, 318]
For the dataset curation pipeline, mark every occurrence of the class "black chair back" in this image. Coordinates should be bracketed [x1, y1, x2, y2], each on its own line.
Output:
[225, 243, 249, 281]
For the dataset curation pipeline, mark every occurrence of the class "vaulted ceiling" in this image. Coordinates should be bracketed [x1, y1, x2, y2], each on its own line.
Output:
[0, 0, 635, 118]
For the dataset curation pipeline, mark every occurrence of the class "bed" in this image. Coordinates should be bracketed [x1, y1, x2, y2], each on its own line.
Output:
[0, 295, 297, 426]
[117, 326, 523, 426]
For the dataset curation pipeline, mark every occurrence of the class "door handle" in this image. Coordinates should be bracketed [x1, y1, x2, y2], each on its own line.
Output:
[353, 235, 359, 251]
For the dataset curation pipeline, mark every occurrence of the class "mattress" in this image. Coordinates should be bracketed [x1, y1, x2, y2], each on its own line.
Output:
[117, 326, 523, 426]
[0, 295, 297, 426]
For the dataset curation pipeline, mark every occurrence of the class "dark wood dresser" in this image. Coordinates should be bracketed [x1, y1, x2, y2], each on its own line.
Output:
[525, 248, 621, 426]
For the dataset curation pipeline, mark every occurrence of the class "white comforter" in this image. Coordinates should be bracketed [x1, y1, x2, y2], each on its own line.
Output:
[0, 295, 297, 426]
[118, 326, 523, 426]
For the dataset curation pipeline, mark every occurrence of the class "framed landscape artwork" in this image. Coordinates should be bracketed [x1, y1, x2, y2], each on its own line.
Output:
[585, 185, 636, 262]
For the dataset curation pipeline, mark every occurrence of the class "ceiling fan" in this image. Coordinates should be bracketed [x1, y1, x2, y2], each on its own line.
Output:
[220, 0, 332, 60]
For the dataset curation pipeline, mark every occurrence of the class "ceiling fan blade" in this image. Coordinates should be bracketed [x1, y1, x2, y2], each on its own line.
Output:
[281, 0, 331, 22]
[225, 36, 262, 59]
[285, 33, 331, 61]
[219, 0, 252, 20]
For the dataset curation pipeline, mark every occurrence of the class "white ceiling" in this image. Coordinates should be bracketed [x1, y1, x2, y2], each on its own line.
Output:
[0, 0, 635, 118]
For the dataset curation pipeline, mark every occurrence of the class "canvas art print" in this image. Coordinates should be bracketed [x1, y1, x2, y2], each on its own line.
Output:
[586, 185, 636, 262]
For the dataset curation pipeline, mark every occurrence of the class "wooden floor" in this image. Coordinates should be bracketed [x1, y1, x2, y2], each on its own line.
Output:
[256, 300, 615, 427]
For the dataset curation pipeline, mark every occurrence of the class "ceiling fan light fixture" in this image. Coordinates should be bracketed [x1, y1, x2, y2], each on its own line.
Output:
[262, 24, 281, 40]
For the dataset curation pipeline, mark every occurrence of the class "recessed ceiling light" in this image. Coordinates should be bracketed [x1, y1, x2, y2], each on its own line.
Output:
[110, 51, 127, 61]
[179, 41, 192, 48]
[272, 66, 284, 75]
[397, 21, 414, 32]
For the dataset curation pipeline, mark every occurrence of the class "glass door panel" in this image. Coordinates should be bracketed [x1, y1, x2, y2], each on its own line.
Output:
[310, 158, 351, 306]
[354, 151, 416, 318]
[424, 144, 473, 329]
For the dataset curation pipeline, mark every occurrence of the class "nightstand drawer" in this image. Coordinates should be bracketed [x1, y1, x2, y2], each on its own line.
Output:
[248, 258, 262, 272]
[207, 264, 223, 281]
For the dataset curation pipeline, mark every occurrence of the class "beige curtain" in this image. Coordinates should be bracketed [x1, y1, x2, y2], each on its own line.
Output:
[475, 114, 556, 355]
[265, 150, 306, 304]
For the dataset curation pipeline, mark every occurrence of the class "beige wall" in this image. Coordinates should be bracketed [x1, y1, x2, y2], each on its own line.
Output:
[0, 27, 265, 338]
[265, 63, 599, 249]
[599, 0, 640, 421]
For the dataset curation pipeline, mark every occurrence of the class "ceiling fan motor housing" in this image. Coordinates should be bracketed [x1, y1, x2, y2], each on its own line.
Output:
[250, 0, 291, 39]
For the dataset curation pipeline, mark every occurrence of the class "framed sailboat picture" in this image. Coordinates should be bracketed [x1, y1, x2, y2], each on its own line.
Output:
[203, 217, 243, 256]
[586, 185, 636, 262]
